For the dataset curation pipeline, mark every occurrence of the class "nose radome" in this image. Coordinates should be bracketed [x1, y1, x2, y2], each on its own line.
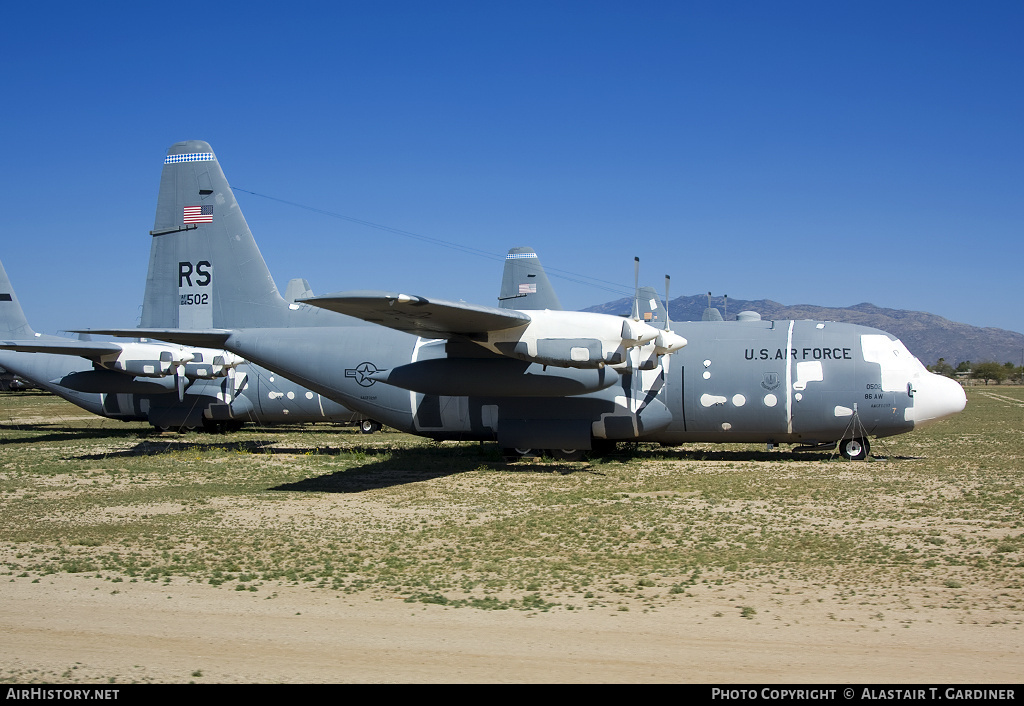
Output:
[911, 373, 967, 425]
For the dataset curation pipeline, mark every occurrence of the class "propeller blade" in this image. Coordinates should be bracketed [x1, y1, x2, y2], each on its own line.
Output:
[631, 257, 640, 320]
[664, 275, 672, 330]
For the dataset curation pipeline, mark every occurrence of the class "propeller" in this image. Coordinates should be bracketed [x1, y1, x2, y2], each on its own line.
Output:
[663, 275, 672, 330]
[631, 257, 641, 321]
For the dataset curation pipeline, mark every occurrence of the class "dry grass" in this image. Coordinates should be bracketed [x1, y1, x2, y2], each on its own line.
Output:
[0, 386, 1021, 620]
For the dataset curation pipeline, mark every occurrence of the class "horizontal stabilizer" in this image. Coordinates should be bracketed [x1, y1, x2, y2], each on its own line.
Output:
[302, 291, 531, 338]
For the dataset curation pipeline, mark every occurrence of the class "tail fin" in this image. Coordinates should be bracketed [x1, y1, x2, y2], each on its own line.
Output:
[0, 259, 35, 339]
[497, 247, 562, 310]
[284, 278, 314, 303]
[635, 286, 668, 327]
[141, 141, 306, 329]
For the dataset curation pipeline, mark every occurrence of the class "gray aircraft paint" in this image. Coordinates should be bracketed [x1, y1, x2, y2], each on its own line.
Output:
[89, 140, 966, 457]
[498, 247, 562, 311]
[0, 248, 358, 431]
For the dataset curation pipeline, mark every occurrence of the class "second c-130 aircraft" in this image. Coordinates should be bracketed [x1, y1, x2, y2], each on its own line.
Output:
[89, 140, 966, 460]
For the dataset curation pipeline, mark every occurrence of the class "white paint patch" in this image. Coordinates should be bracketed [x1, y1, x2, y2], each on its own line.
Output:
[282, 409, 289, 415]
[721, 422, 732, 431]
[793, 360, 823, 390]
[703, 359, 712, 367]
[701, 393, 727, 407]
[861, 334, 926, 391]
[764, 394, 778, 407]
[702, 371, 711, 379]
[795, 393, 803, 401]
[570, 347, 590, 362]
[732, 394, 746, 407]
[305, 391, 314, 399]
[834, 405, 854, 417]
[816, 323, 825, 329]
[286, 391, 295, 400]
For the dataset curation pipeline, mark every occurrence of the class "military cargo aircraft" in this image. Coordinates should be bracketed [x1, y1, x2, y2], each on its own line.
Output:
[0, 256, 368, 431]
[0, 238, 554, 434]
[87, 140, 966, 460]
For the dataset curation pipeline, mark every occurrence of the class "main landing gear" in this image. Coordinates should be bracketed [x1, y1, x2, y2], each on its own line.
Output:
[502, 448, 587, 462]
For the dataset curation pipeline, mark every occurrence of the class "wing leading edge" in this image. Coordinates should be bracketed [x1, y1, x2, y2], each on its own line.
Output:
[301, 291, 532, 338]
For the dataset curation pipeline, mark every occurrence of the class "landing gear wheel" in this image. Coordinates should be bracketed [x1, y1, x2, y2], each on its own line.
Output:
[549, 448, 586, 462]
[358, 420, 381, 434]
[839, 437, 869, 461]
[502, 447, 535, 461]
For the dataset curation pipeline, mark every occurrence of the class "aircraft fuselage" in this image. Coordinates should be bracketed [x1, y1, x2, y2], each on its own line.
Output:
[217, 316, 965, 452]
[0, 348, 359, 431]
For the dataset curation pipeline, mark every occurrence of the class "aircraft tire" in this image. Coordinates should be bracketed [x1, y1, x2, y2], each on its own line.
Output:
[502, 447, 535, 461]
[839, 437, 869, 461]
[549, 448, 586, 462]
[358, 420, 381, 434]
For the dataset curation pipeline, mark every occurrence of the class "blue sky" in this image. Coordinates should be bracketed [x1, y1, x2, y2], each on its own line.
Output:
[3, 2, 1023, 339]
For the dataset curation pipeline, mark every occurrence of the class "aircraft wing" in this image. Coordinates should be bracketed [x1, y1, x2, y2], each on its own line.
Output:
[71, 329, 235, 348]
[0, 338, 124, 358]
[301, 291, 531, 338]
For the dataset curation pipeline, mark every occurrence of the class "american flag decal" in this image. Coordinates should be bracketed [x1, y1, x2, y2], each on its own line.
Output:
[183, 205, 214, 224]
[518, 283, 537, 294]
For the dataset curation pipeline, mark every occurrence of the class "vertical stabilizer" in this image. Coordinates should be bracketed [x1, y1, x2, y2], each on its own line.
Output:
[636, 286, 668, 327]
[284, 278, 314, 303]
[498, 247, 562, 310]
[141, 141, 302, 329]
[0, 259, 35, 339]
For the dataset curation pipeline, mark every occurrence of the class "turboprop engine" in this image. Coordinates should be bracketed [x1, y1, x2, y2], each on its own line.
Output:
[95, 342, 194, 377]
[482, 310, 687, 370]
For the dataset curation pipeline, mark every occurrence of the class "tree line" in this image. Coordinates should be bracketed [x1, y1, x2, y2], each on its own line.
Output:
[928, 358, 1023, 385]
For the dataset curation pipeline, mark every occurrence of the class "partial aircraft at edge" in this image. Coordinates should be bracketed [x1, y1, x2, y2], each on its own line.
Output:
[85, 140, 966, 460]
[0, 258, 369, 432]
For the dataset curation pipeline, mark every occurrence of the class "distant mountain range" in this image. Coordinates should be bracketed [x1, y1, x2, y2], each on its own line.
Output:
[585, 295, 1024, 367]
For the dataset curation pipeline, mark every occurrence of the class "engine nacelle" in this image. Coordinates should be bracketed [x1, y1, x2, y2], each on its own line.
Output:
[485, 310, 686, 369]
[96, 342, 193, 378]
[183, 351, 245, 380]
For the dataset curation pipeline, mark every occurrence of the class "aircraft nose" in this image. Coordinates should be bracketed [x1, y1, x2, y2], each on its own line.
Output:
[911, 372, 967, 426]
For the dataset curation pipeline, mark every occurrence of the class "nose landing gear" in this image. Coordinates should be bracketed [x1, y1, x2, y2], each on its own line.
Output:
[838, 437, 870, 461]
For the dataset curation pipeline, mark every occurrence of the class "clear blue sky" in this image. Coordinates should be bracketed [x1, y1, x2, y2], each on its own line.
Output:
[3, 2, 1022, 338]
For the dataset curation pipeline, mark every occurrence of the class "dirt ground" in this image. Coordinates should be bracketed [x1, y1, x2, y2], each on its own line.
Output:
[2, 570, 1019, 683]
[2, 392, 1021, 684]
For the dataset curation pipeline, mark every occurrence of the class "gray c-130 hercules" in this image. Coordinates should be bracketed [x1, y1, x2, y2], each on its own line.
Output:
[0, 257, 370, 432]
[88, 140, 966, 460]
